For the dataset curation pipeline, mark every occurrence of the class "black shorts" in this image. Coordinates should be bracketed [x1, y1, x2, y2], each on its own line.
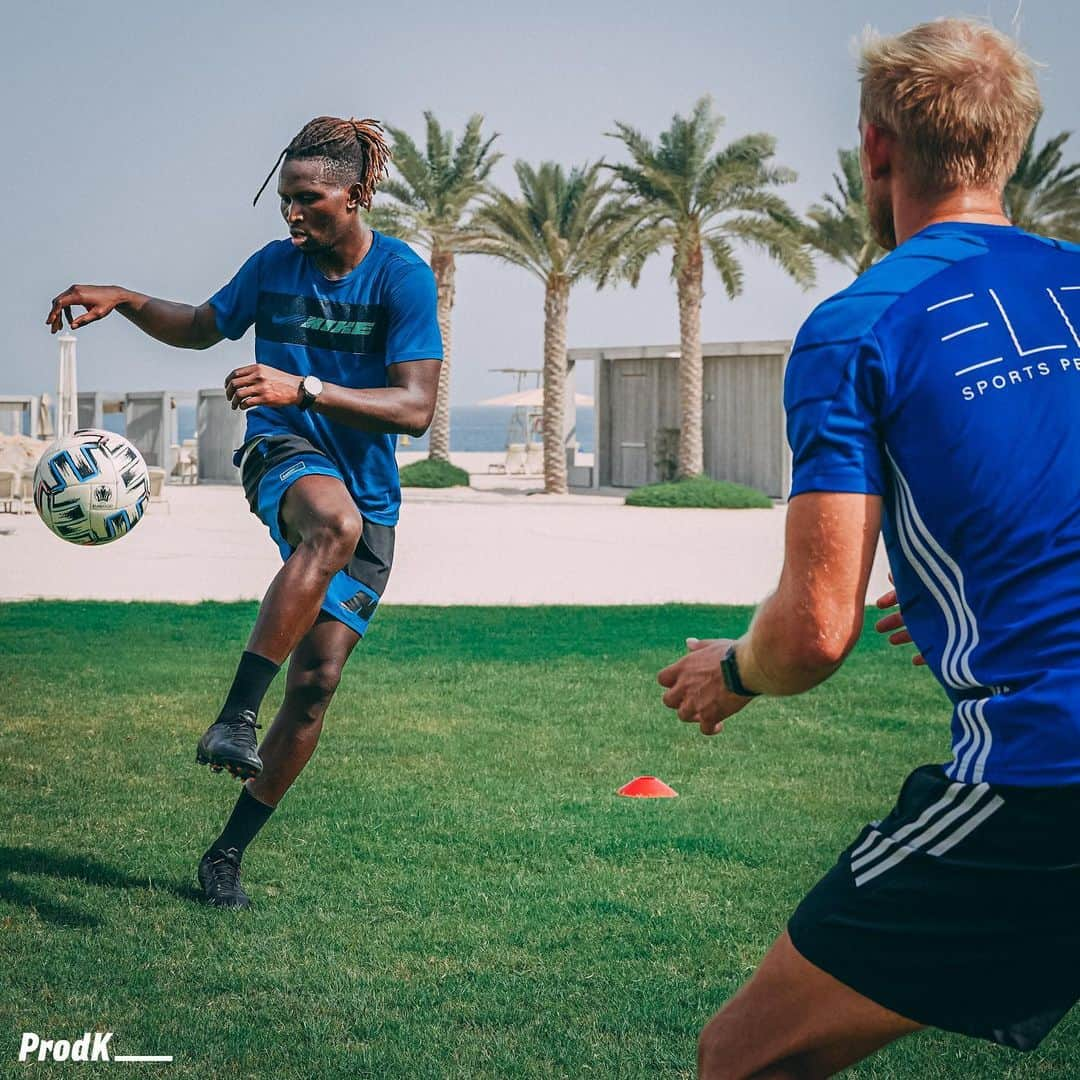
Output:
[238, 434, 394, 637]
[788, 764, 1080, 1051]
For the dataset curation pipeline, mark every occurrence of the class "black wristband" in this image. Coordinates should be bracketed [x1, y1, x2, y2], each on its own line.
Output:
[721, 643, 760, 697]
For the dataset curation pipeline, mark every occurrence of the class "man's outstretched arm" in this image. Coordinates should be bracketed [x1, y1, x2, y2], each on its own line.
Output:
[738, 491, 882, 692]
[46, 285, 223, 350]
[659, 492, 882, 734]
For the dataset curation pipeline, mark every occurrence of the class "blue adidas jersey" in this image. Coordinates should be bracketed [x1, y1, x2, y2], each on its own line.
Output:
[786, 222, 1080, 786]
[210, 232, 442, 526]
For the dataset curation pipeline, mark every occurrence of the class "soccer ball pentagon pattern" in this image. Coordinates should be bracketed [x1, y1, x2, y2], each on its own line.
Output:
[34, 429, 150, 546]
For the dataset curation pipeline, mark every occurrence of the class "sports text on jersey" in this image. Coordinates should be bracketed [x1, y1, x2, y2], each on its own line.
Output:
[255, 292, 388, 355]
[299, 316, 376, 334]
[922, 281, 1080, 400]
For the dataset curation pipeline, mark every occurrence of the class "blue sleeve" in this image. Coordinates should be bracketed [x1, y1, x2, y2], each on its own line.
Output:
[784, 317, 888, 497]
[384, 262, 443, 365]
[209, 247, 263, 341]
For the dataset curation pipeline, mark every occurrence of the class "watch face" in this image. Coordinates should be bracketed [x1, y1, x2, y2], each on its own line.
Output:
[305, 376, 324, 397]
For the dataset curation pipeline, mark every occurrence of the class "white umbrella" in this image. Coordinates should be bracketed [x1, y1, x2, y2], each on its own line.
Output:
[478, 388, 594, 408]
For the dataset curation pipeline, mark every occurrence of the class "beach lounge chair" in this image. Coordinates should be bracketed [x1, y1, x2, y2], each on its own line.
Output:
[0, 470, 22, 514]
[524, 441, 543, 475]
[170, 440, 198, 485]
[15, 471, 35, 513]
[489, 443, 528, 475]
[180, 438, 199, 484]
[147, 467, 169, 513]
[506, 443, 528, 474]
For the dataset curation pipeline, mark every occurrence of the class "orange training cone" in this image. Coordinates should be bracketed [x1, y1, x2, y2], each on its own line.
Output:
[617, 775, 678, 798]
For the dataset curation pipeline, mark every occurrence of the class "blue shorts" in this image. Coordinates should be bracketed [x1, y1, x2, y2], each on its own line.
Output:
[237, 435, 395, 637]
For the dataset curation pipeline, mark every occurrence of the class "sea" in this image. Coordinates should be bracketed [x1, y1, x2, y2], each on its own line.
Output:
[167, 404, 595, 453]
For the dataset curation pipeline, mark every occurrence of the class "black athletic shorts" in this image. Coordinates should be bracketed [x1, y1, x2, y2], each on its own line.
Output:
[788, 764, 1080, 1051]
[237, 433, 394, 637]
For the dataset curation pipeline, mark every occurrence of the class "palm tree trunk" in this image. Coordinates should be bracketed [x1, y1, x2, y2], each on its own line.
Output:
[428, 248, 456, 462]
[542, 278, 570, 495]
[676, 244, 705, 478]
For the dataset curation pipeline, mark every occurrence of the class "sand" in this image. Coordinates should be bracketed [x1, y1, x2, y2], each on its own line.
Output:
[0, 460, 893, 607]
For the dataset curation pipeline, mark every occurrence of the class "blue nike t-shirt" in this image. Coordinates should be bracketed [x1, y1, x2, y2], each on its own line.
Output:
[786, 222, 1080, 786]
[209, 231, 442, 526]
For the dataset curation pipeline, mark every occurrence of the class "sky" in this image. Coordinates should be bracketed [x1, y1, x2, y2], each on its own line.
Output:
[4, 0, 1078, 405]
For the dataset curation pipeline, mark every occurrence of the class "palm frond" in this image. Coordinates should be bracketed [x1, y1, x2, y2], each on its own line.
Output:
[607, 97, 809, 290]
[803, 147, 885, 275]
[366, 205, 410, 238]
[723, 215, 815, 288]
[471, 159, 641, 289]
[376, 113, 501, 253]
[1005, 122, 1080, 243]
[704, 235, 744, 299]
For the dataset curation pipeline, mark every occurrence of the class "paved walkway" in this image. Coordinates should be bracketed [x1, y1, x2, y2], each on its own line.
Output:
[0, 480, 893, 607]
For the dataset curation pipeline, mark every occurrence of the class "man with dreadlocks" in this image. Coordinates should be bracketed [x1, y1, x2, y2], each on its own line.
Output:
[46, 116, 442, 909]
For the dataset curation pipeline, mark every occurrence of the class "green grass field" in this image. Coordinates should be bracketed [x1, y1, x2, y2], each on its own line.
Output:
[1, 603, 1075, 1078]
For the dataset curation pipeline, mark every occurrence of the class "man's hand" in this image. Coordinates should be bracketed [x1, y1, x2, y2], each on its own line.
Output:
[46, 284, 130, 334]
[874, 577, 926, 666]
[225, 365, 303, 410]
[46, 287, 222, 349]
[658, 638, 754, 735]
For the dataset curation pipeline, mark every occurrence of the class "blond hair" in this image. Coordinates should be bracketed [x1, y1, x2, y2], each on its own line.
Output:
[859, 18, 1041, 194]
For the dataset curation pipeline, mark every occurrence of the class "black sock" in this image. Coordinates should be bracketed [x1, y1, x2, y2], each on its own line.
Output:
[208, 785, 275, 859]
[219, 650, 280, 720]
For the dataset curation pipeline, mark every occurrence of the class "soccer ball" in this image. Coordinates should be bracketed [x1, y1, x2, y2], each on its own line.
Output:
[33, 429, 150, 546]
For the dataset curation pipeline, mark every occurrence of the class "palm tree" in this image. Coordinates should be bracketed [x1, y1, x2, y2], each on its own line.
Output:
[804, 147, 885, 275]
[470, 161, 631, 494]
[1005, 124, 1080, 243]
[607, 98, 814, 478]
[808, 126, 1080, 276]
[370, 113, 500, 462]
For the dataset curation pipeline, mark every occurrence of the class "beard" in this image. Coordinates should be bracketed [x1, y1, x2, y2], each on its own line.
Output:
[866, 185, 898, 251]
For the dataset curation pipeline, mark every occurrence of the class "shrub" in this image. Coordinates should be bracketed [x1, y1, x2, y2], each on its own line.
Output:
[625, 475, 772, 509]
[399, 457, 471, 489]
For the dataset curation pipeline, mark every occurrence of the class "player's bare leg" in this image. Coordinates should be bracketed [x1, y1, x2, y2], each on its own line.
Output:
[248, 473, 364, 664]
[696, 931, 923, 1079]
[248, 613, 361, 807]
[198, 614, 359, 908]
[196, 473, 362, 780]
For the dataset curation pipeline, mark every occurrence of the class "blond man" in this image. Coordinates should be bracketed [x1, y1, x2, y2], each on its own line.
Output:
[659, 18, 1080, 1077]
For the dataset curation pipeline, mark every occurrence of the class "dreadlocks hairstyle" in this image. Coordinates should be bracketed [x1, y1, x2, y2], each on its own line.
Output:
[252, 116, 392, 208]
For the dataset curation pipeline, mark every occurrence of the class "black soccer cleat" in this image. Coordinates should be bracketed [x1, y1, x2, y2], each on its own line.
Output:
[198, 847, 251, 909]
[195, 710, 263, 779]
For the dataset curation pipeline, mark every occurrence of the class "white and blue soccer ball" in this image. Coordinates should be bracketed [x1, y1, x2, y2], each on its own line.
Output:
[33, 429, 150, 546]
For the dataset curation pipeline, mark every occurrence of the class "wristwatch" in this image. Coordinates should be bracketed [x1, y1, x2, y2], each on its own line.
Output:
[720, 643, 760, 697]
[298, 375, 324, 411]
